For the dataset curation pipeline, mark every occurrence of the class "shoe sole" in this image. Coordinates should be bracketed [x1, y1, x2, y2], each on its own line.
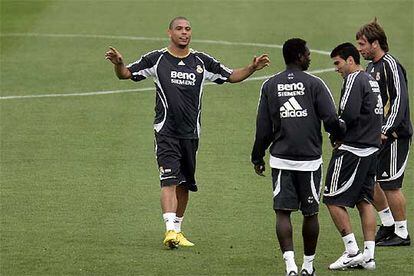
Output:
[178, 242, 194, 247]
[376, 240, 411, 246]
[328, 266, 347, 271]
[329, 256, 363, 270]
[350, 264, 376, 270]
[164, 240, 179, 249]
[163, 238, 179, 249]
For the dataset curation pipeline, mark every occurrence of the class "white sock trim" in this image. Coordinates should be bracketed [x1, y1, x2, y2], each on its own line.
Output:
[363, 241, 375, 261]
[174, 216, 184, 233]
[378, 207, 395, 226]
[283, 251, 297, 273]
[395, 220, 408, 239]
[302, 254, 315, 273]
[163, 212, 176, 231]
[342, 233, 359, 255]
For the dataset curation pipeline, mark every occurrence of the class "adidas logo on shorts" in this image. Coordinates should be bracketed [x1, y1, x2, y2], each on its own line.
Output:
[280, 97, 308, 118]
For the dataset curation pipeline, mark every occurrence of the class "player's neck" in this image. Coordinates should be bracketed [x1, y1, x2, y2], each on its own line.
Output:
[349, 65, 364, 75]
[168, 45, 190, 58]
[372, 50, 386, 63]
[286, 64, 302, 71]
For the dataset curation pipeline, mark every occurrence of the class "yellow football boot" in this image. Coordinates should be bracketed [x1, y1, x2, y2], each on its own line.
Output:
[176, 232, 195, 247]
[163, 230, 178, 249]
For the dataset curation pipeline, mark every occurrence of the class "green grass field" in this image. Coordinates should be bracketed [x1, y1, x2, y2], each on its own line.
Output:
[1, 0, 413, 275]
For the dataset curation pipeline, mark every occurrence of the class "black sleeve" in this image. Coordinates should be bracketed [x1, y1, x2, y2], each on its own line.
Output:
[338, 73, 363, 128]
[197, 52, 233, 84]
[126, 50, 161, 82]
[382, 58, 409, 135]
[251, 81, 273, 165]
[314, 79, 345, 139]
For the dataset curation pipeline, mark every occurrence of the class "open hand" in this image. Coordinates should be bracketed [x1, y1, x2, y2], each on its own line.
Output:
[252, 54, 270, 71]
[105, 46, 124, 65]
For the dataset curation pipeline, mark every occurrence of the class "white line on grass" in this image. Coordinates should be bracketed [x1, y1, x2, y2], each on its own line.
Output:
[0, 33, 334, 100]
[0, 68, 335, 100]
[0, 33, 331, 56]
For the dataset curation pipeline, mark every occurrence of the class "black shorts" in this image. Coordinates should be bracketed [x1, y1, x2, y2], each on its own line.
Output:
[377, 137, 411, 190]
[154, 133, 199, 191]
[271, 166, 322, 216]
[323, 149, 377, 208]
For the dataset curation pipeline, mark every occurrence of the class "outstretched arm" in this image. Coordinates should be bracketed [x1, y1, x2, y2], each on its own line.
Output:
[105, 47, 132, 79]
[228, 54, 270, 83]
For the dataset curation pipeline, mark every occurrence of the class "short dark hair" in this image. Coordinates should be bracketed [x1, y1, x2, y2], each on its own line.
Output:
[282, 38, 307, 65]
[356, 17, 389, 52]
[330, 42, 360, 64]
[169, 16, 189, 30]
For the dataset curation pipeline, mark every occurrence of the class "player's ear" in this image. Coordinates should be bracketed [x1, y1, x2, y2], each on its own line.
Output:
[346, 56, 354, 65]
[297, 53, 304, 62]
[372, 40, 379, 49]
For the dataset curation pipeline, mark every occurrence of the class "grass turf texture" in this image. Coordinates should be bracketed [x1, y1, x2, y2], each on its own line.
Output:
[1, 0, 413, 275]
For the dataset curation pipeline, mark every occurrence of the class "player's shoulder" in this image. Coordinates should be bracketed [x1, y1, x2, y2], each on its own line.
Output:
[191, 49, 220, 62]
[265, 71, 284, 82]
[142, 48, 167, 60]
[347, 70, 361, 80]
[264, 70, 325, 85]
[344, 70, 362, 85]
[261, 71, 283, 90]
[357, 70, 376, 85]
[383, 53, 399, 63]
[346, 71, 374, 91]
[303, 71, 330, 88]
[127, 48, 166, 68]
[382, 53, 405, 72]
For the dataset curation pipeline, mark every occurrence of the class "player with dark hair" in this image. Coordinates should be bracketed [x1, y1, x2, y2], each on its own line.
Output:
[252, 38, 344, 276]
[105, 16, 270, 249]
[324, 42, 382, 270]
[356, 18, 412, 246]
[330, 43, 361, 65]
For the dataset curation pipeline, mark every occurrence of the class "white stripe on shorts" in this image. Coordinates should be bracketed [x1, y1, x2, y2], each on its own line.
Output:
[391, 139, 398, 176]
[325, 158, 361, 197]
[331, 155, 343, 193]
[379, 148, 409, 182]
[310, 171, 320, 204]
[273, 170, 282, 198]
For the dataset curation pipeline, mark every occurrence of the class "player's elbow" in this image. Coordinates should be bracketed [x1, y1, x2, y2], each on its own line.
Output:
[117, 75, 129, 80]
[227, 76, 237, 83]
[116, 72, 132, 80]
[228, 73, 243, 83]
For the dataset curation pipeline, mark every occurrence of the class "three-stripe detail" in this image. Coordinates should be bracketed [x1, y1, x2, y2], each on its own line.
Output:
[280, 97, 303, 111]
[390, 139, 398, 177]
[324, 156, 361, 197]
[382, 54, 402, 134]
[340, 71, 360, 111]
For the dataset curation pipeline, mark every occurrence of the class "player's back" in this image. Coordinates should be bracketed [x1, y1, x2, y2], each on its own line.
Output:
[263, 68, 337, 161]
